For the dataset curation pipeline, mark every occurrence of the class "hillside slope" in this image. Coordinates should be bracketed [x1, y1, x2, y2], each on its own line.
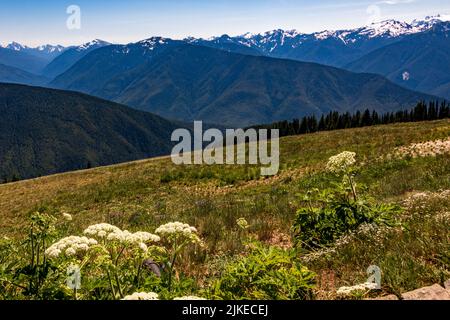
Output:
[0, 64, 48, 86]
[0, 47, 48, 74]
[42, 40, 110, 78]
[347, 24, 450, 99]
[0, 83, 183, 181]
[0, 119, 448, 299]
[0, 119, 448, 236]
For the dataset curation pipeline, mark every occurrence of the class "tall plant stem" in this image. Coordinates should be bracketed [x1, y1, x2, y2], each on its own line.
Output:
[347, 174, 357, 202]
[168, 238, 178, 293]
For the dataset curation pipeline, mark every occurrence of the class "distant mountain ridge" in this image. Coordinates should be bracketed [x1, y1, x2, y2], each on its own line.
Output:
[42, 39, 110, 78]
[189, 15, 450, 67]
[0, 47, 49, 74]
[1, 42, 65, 61]
[51, 40, 437, 127]
[0, 63, 49, 86]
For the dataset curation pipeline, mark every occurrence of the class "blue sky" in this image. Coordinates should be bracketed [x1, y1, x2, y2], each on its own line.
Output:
[1, 0, 449, 46]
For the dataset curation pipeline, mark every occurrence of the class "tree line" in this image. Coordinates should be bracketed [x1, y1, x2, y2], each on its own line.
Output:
[253, 101, 450, 137]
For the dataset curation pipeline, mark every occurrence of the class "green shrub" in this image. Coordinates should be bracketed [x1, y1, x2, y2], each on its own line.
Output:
[292, 187, 401, 249]
[293, 151, 401, 249]
[209, 242, 316, 300]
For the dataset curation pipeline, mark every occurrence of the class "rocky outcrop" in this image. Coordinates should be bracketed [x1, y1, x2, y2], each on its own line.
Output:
[401, 284, 450, 300]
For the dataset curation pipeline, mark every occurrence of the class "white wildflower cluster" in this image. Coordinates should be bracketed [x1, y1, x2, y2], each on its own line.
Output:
[392, 138, 450, 159]
[106, 230, 160, 244]
[402, 190, 450, 209]
[46, 236, 98, 259]
[326, 151, 356, 173]
[121, 292, 159, 300]
[353, 223, 391, 245]
[84, 224, 160, 253]
[336, 282, 379, 296]
[301, 223, 392, 264]
[62, 213, 73, 221]
[155, 222, 201, 243]
[106, 229, 160, 253]
[301, 247, 337, 264]
[84, 223, 122, 239]
[173, 296, 207, 300]
[433, 211, 450, 224]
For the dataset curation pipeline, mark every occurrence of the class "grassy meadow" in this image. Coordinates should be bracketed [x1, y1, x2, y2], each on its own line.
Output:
[0, 119, 449, 299]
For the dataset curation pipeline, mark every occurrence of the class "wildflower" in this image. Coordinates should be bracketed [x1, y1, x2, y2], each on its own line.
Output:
[121, 292, 159, 300]
[155, 222, 201, 244]
[155, 222, 196, 235]
[392, 138, 450, 159]
[336, 282, 379, 296]
[83, 223, 121, 239]
[326, 151, 356, 173]
[139, 242, 148, 253]
[66, 247, 76, 256]
[106, 229, 160, 245]
[131, 231, 161, 243]
[46, 236, 97, 259]
[173, 296, 207, 300]
[62, 213, 73, 221]
[236, 218, 249, 230]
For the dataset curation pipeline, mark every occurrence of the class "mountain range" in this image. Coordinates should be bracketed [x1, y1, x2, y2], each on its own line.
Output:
[42, 39, 110, 78]
[0, 15, 448, 181]
[0, 83, 183, 181]
[0, 46, 50, 74]
[50, 38, 435, 127]
[189, 15, 448, 64]
[0, 63, 48, 86]
[1, 15, 449, 99]
[1, 42, 65, 61]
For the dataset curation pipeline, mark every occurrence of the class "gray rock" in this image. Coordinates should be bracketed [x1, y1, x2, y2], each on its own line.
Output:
[402, 284, 450, 300]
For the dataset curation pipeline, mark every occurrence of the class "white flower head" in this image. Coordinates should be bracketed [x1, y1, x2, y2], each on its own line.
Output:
[45, 236, 97, 259]
[121, 292, 159, 300]
[139, 242, 148, 253]
[336, 282, 378, 296]
[155, 222, 201, 244]
[326, 151, 356, 173]
[83, 223, 122, 239]
[106, 229, 160, 246]
[62, 213, 73, 221]
[173, 296, 207, 300]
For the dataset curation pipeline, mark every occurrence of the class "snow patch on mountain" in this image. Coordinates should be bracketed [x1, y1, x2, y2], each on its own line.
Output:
[136, 37, 170, 51]
[76, 39, 110, 51]
[0, 42, 65, 54]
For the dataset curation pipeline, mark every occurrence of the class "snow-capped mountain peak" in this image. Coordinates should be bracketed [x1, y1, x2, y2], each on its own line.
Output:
[308, 15, 450, 42]
[36, 44, 65, 53]
[314, 30, 337, 40]
[358, 19, 416, 38]
[6, 42, 29, 51]
[76, 39, 110, 51]
[411, 14, 450, 30]
[0, 42, 66, 57]
[136, 37, 170, 49]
